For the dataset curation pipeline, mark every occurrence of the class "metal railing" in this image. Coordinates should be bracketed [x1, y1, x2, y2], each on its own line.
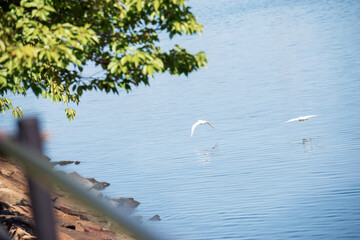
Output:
[0, 118, 163, 240]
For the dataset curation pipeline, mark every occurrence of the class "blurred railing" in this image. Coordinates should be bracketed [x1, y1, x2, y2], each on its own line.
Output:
[0, 118, 162, 240]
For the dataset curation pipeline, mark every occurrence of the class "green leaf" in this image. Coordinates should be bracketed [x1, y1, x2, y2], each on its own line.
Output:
[154, 0, 160, 11]
[17, 107, 23, 119]
[0, 0, 206, 121]
[136, 1, 143, 11]
[0, 41, 5, 52]
[65, 108, 76, 121]
[12, 109, 18, 119]
[43, 5, 56, 13]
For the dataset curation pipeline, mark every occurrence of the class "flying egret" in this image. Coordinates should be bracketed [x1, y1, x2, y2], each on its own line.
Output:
[285, 115, 319, 123]
[191, 120, 215, 136]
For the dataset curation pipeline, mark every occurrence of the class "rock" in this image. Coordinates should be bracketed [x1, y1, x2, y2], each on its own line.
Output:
[0, 160, 27, 187]
[0, 174, 27, 193]
[112, 198, 140, 209]
[54, 206, 87, 220]
[0, 168, 14, 177]
[149, 215, 161, 221]
[0, 201, 11, 211]
[0, 188, 28, 205]
[10, 205, 32, 219]
[76, 220, 118, 240]
[42, 155, 51, 161]
[61, 222, 76, 230]
[58, 227, 106, 240]
[1, 215, 35, 237]
[54, 161, 75, 166]
[86, 178, 110, 191]
[107, 197, 140, 215]
[74, 161, 80, 165]
[66, 172, 94, 189]
[8, 225, 36, 240]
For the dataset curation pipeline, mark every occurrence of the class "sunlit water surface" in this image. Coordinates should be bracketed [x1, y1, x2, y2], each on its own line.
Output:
[1, 0, 360, 239]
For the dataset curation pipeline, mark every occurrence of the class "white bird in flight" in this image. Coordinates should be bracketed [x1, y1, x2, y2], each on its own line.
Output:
[191, 120, 215, 136]
[285, 115, 319, 123]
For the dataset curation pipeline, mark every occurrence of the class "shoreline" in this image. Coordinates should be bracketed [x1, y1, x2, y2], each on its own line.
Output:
[0, 156, 157, 239]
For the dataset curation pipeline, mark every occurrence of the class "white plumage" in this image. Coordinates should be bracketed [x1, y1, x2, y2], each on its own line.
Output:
[285, 115, 319, 123]
[191, 120, 215, 136]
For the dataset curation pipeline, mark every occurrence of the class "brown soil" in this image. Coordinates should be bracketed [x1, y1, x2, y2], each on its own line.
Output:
[0, 156, 137, 240]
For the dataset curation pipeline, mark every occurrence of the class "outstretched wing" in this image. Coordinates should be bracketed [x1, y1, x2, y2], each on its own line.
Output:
[304, 115, 319, 119]
[191, 121, 201, 136]
[206, 121, 215, 129]
[284, 118, 299, 123]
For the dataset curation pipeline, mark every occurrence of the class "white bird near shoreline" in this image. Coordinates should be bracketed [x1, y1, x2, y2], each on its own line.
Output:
[191, 120, 215, 136]
[284, 115, 319, 123]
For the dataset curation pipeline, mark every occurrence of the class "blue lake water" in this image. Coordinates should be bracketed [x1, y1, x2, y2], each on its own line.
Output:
[1, 0, 360, 239]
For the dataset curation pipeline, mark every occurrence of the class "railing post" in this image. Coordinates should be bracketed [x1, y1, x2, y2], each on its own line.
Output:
[17, 118, 57, 240]
[0, 225, 10, 240]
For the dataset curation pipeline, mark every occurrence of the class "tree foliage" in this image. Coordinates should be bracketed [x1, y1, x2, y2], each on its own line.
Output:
[0, 0, 207, 120]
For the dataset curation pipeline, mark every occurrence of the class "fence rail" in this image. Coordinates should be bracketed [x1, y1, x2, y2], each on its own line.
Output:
[0, 118, 162, 240]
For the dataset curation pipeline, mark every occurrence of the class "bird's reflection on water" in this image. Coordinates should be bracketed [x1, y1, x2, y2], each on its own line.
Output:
[302, 138, 314, 153]
[194, 143, 218, 164]
[284, 136, 321, 153]
[301, 137, 322, 153]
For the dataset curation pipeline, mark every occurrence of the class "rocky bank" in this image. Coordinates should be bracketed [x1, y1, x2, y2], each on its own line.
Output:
[0, 156, 147, 240]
